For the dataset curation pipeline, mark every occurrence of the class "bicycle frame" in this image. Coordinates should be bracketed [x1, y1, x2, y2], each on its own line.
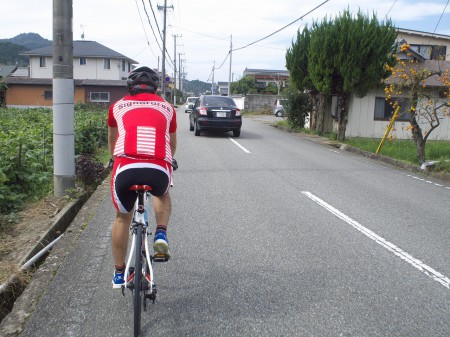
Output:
[124, 189, 155, 290]
[123, 186, 157, 336]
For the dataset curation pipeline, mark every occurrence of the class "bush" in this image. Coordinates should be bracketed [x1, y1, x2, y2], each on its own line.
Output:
[284, 85, 312, 128]
[75, 154, 106, 189]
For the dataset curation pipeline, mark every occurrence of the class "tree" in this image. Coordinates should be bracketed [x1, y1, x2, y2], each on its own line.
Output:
[286, 26, 325, 131]
[307, 9, 397, 140]
[385, 43, 450, 163]
[230, 76, 259, 95]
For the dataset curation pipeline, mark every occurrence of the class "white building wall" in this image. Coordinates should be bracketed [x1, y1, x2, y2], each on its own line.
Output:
[30, 56, 127, 80]
[29, 57, 53, 78]
[346, 89, 450, 140]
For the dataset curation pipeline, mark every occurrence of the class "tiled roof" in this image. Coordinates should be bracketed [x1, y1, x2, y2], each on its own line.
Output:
[21, 40, 137, 63]
[4, 77, 126, 87]
[385, 60, 450, 87]
[0, 64, 19, 78]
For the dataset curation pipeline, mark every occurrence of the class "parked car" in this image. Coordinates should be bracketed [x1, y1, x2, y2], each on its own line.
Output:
[189, 95, 242, 137]
[273, 99, 287, 117]
[185, 96, 198, 113]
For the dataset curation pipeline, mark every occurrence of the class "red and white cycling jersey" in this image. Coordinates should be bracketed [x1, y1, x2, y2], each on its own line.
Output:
[108, 93, 177, 164]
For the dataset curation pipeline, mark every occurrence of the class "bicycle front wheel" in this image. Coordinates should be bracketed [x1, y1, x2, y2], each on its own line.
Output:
[133, 227, 143, 337]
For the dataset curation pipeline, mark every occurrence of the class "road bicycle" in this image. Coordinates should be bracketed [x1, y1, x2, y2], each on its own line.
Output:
[122, 184, 169, 337]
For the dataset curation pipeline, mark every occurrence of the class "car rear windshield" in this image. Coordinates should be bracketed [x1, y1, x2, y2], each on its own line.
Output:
[187, 97, 197, 103]
[204, 96, 236, 107]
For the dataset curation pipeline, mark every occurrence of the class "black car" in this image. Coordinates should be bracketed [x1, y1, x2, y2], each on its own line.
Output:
[189, 95, 242, 137]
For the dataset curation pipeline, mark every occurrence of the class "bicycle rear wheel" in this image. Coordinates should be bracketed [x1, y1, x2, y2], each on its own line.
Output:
[133, 227, 143, 337]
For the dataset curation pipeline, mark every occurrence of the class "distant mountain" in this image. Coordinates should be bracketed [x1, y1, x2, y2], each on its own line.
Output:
[184, 79, 211, 96]
[0, 33, 51, 50]
[0, 33, 51, 66]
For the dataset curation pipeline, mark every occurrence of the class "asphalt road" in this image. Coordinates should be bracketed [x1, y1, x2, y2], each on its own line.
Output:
[19, 109, 450, 336]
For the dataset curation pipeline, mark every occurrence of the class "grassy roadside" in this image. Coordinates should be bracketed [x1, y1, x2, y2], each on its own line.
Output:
[273, 119, 450, 174]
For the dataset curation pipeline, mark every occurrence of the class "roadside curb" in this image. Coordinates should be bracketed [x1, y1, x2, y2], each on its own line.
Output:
[0, 193, 89, 324]
[0, 179, 110, 336]
[273, 124, 450, 182]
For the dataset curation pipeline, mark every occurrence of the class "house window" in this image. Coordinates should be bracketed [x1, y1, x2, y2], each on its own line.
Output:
[44, 90, 52, 100]
[80, 57, 87, 65]
[104, 58, 111, 70]
[128, 63, 131, 72]
[89, 92, 110, 102]
[431, 45, 446, 60]
[374, 97, 411, 121]
[40, 57, 46, 67]
[122, 60, 125, 71]
[410, 44, 447, 60]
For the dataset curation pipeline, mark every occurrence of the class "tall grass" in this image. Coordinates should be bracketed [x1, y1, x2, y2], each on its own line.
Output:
[344, 138, 450, 166]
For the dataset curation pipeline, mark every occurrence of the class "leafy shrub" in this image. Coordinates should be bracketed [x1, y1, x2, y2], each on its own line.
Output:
[284, 85, 312, 128]
[75, 154, 106, 188]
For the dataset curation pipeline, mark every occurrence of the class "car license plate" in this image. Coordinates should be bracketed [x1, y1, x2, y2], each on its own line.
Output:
[216, 112, 226, 117]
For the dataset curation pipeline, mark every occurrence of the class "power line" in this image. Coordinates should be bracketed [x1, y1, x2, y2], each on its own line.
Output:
[134, 0, 151, 46]
[385, 0, 398, 18]
[148, 0, 164, 43]
[140, 0, 163, 53]
[233, 0, 331, 52]
[432, 0, 449, 35]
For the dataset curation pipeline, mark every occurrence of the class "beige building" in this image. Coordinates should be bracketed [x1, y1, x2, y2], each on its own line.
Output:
[4, 40, 137, 108]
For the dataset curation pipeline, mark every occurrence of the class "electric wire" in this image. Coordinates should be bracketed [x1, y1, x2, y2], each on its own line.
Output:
[385, 0, 398, 18]
[431, 0, 449, 35]
[148, 0, 164, 42]
[140, 0, 163, 54]
[232, 0, 331, 52]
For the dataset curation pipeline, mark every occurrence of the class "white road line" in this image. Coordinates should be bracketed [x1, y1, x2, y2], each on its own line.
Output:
[328, 149, 340, 154]
[229, 138, 251, 153]
[301, 191, 450, 290]
[406, 174, 450, 189]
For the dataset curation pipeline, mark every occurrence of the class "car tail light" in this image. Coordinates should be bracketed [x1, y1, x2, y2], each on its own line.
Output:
[199, 107, 208, 116]
[235, 108, 241, 116]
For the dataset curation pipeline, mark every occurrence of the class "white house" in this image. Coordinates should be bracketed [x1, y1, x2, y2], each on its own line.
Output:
[342, 28, 450, 140]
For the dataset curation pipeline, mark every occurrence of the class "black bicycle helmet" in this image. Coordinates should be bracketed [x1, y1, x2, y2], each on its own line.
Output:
[127, 66, 160, 94]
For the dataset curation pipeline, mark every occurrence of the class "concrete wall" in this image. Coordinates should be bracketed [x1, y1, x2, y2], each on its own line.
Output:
[230, 94, 279, 112]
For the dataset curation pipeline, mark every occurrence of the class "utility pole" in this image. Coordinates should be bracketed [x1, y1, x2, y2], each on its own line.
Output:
[53, 0, 75, 197]
[178, 53, 184, 95]
[211, 61, 215, 95]
[158, 0, 173, 99]
[228, 34, 232, 97]
[172, 34, 181, 105]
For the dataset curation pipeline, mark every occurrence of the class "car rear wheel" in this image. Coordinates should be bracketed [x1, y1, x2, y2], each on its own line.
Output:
[232, 129, 241, 137]
[194, 120, 201, 136]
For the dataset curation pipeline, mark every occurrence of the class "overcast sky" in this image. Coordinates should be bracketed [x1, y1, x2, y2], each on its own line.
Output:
[2, 0, 450, 83]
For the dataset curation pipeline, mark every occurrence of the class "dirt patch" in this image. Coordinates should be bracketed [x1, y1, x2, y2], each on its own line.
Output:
[0, 196, 70, 284]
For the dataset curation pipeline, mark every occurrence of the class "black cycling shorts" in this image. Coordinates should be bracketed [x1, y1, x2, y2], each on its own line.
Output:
[111, 157, 171, 213]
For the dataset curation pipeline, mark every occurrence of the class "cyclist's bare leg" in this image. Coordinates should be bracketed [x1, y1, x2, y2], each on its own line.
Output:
[112, 210, 134, 267]
[153, 192, 171, 228]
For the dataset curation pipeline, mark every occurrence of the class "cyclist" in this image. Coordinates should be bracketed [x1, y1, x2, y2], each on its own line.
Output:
[107, 66, 177, 289]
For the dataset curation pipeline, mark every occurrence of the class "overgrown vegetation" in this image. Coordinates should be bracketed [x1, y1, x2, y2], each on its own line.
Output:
[0, 106, 108, 222]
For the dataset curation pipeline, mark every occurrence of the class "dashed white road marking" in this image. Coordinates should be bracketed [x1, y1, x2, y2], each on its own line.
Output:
[229, 138, 251, 153]
[406, 174, 450, 189]
[302, 191, 450, 290]
[328, 149, 340, 154]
